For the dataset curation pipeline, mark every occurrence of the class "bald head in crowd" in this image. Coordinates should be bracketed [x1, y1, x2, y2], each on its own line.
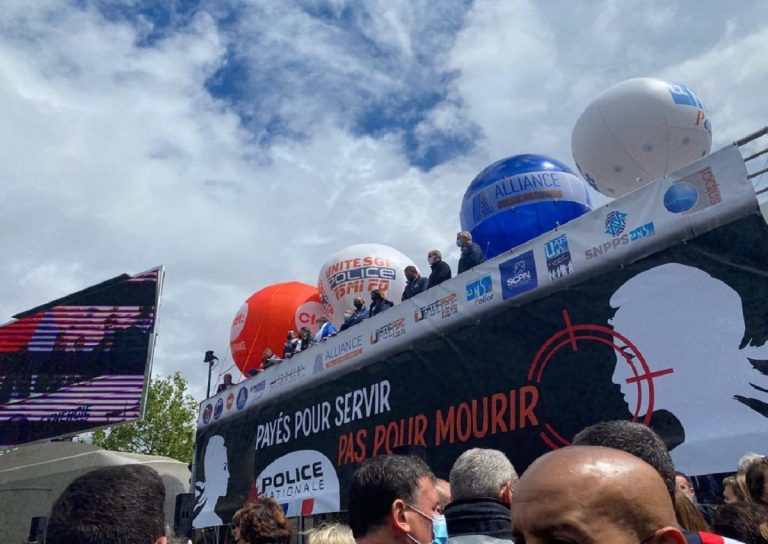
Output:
[512, 446, 686, 544]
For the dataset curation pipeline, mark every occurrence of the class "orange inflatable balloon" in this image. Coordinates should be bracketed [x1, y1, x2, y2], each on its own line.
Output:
[229, 282, 327, 375]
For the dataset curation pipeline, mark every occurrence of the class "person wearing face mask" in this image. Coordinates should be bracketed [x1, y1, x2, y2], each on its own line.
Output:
[340, 297, 368, 331]
[427, 250, 452, 289]
[349, 455, 446, 544]
[456, 231, 485, 275]
[402, 265, 430, 301]
[369, 289, 394, 318]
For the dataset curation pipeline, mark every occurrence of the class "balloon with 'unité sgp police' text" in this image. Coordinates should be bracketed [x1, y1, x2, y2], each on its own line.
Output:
[318, 244, 416, 327]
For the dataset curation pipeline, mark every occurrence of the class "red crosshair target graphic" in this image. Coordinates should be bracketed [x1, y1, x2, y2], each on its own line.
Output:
[527, 309, 674, 450]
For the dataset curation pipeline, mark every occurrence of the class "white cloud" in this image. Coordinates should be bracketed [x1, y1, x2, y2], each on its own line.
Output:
[659, 25, 768, 150]
[1, 0, 767, 407]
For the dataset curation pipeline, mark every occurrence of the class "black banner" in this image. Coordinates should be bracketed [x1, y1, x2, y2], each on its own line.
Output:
[193, 215, 768, 525]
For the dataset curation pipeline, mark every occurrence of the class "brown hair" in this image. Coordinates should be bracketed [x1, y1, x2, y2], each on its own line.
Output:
[746, 457, 768, 505]
[712, 502, 768, 544]
[723, 474, 751, 503]
[233, 497, 291, 544]
[673, 489, 710, 532]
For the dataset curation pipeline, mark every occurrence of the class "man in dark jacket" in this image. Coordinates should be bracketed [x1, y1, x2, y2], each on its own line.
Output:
[369, 290, 394, 317]
[445, 448, 516, 544]
[457, 231, 486, 274]
[341, 297, 368, 331]
[427, 250, 452, 288]
[402, 265, 429, 301]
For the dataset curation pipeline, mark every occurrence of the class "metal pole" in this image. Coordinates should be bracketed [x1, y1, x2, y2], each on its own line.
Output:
[749, 166, 768, 180]
[206, 361, 212, 399]
[736, 126, 768, 147]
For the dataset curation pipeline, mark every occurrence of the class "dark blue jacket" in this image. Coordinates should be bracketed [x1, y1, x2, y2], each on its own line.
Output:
[458, 242, 486, 274]
[428, 260, 452, 288]
[340, 306, 368, 331]
[369, 299, 394, 317]
[402, 276, 429, 301]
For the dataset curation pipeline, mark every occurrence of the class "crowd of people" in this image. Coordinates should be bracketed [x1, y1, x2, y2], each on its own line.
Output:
[216, 232, 486, 388]
[43, 420, 767, 544]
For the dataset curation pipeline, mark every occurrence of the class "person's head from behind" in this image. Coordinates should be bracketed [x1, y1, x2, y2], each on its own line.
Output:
[232, 497, 291, 544]
[712, 502, 768, 544]
[435, 479, 451, 511]
[723, 474, 751, 504]
[300, 326, 312, 338]
[739, 452, 764, 475]
[306, 523, 355, 544]
[512, 446, 686, 544]
[47, 464, 166, 544]
[449, 448, 517, 507]
[348, 454, 438, 544]
[223, 373, 233, 385]
[572, 420, 676, 500]
[746, 456, 768, 505]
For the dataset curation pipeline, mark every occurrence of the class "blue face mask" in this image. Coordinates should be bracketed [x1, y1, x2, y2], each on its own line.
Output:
[432, 514, 448, 544]
[406, 505, 448, 544]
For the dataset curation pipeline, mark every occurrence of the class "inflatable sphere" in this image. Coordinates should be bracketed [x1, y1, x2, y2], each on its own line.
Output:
[460, 154, 592, 259]
[318, 244, 416, 327]
[572, 77, 712, 198]
[229, 282, 327, 375]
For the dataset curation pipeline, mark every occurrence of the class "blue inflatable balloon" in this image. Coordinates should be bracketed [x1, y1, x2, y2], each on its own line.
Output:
[460, 154, 593, 259]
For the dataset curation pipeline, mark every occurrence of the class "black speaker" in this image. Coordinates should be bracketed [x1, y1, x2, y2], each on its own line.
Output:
[174, 493, 195, 537]
[27, 516, 47, 543]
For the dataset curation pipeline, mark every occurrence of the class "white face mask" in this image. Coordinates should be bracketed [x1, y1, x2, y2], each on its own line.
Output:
[456, 239, 464, 247]
[428, 257, 437, 265]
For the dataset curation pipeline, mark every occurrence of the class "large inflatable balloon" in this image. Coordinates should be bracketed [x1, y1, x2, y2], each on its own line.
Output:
[229, 282, 327, 375]
[318, 244, 416, 327]
[460, 154, 592, 259]
[572, 77, 712, 198]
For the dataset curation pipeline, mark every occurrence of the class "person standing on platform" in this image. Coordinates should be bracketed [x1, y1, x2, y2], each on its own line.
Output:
[457, 231, 485, 274]
[427, 250, 451, 288]
[402, 265, 429, 301]
[369, 290, 394, 317]
[315, 317, 338, 343]
[341, 297, 368, 331]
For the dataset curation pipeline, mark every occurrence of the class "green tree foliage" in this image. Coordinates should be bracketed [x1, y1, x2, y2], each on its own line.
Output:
[92, 372, 198, 463]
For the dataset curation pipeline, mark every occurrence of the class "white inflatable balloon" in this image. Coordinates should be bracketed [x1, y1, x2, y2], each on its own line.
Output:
[572, 78, 712, 198]
[318, 244, 416, 327]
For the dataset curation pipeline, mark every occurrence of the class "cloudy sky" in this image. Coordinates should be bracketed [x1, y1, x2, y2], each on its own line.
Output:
[2, 0, 767, 402]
